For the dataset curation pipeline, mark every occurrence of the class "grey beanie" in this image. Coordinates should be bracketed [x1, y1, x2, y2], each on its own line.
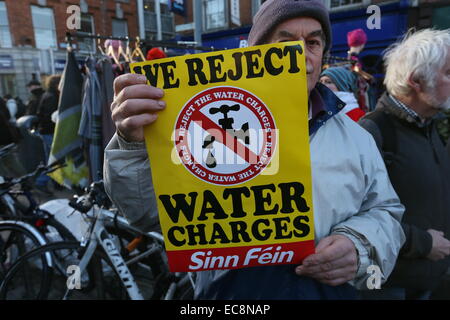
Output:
[248, 0, 332, 52]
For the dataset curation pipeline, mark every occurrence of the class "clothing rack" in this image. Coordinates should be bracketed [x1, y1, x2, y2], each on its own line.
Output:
[66, 32, 225, 53]
[323, 54, 354, 65]
[322, 54, 357, 70]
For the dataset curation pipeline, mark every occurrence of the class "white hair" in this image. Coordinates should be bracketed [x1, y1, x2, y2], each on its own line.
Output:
[383, 28, 450, 97]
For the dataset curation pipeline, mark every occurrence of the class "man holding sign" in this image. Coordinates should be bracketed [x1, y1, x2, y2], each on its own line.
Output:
[104, 0, 405, 299]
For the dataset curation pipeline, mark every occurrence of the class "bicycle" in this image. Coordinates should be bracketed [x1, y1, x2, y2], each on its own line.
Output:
[0, 146, 74, 287]
[0, 181, 195, 300]
[0, 219, 51, 288]
[0, 151, 75, 243]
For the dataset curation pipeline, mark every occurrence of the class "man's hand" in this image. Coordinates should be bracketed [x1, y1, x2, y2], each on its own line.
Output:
[426, 229, 450, 261]
[111, 74, 166, 142]
[295, 234, 358, 286]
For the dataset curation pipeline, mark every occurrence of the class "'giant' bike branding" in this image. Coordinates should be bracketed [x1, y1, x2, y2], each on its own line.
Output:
[99, 230, 141, 294]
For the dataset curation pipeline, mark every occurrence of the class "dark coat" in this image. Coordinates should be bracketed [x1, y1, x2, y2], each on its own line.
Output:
[0, 99, 21, 146]
[447, 136, 450, 159]
[0, 98, 10, 121]
[36, 88, 59, 134]
[359, 92, 450, 291]
[26, 87, 45, 116]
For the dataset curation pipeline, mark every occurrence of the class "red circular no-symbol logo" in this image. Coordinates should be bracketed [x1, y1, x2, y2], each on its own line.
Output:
[174, 86, 277, 185]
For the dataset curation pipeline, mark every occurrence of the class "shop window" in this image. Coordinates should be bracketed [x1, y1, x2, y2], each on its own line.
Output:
[326, 0, 369, 11]
[203, 0, 228, 31]
[0, 74, 16, 98]
[78, 14, 95, 52]
[0, 2, 12, 48]
[143, 0, 175, 39]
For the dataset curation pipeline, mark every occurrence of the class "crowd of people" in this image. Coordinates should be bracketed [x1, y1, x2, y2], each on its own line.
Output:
[1, 0, 449, 300]
[0, 76, 61, 194]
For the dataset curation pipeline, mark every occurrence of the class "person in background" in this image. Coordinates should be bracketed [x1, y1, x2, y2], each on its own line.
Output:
[320, 66, 366, 122]
[0, 96, 10, 121]
[37, 75, 61, 137]
[103, 0, 405, 300]
[346, 28, 378, 111]
[14, 96, 26, 119]
[359, 28, 450, 300]
[0, 98, 25, 177]
[35, 75, 61, 194]
[26, 80, 45, 116]
[0, 97, 13, 145]
[347, 28, 367, 72]
[4, 94, 17, 122]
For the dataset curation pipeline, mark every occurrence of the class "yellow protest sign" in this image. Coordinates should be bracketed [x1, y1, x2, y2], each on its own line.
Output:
[130, 42, 315, 272]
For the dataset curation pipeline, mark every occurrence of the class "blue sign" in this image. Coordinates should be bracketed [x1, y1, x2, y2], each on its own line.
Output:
[169, 0, 185, 16]
[54, 59, 86, 72]
[55, 59, 66, 71]
[0, 55, 14, 69]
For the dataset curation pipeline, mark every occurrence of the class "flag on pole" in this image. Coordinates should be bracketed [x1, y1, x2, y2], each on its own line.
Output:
[48, 50, 89, 189]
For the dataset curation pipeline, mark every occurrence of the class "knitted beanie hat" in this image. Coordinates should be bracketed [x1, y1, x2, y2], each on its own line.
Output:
[320, 67, 357, 92]
[248, 0, 332, 52]
[347, 28, 367, 47]
[146, 48, 167, 61]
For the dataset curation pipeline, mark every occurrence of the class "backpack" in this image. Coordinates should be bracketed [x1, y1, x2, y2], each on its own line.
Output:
[363, 110, 397, 166]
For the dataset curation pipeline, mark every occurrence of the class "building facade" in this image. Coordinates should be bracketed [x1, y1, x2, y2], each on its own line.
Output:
[0, 0, 139, 101]
[1, 0, 449, 101]
[169, 0, 449, 76]
[410, 0, 450, 30]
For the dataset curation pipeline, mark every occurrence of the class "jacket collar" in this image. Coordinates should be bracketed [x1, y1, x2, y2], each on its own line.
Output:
[375, 92, 439, 128]
[309, 83, 345, 135]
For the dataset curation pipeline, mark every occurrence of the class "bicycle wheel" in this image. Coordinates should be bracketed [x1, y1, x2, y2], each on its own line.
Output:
[0, 241, 78, 300]
[0, 241, 148, 300]
[0, 220, 49, 297]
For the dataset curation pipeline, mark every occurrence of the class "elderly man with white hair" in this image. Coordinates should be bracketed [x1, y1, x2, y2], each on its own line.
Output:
[359, 28, 450, 300]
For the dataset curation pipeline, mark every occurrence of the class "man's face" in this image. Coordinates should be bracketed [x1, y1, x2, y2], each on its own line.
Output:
[319, 75, 338, 92]
[428, 51, 450, 111]
[266, 17, 325, 94]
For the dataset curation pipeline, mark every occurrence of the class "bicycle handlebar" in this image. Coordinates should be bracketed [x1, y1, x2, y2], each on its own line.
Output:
[0, 158, 66, 190]
[68, 180, 112, 213]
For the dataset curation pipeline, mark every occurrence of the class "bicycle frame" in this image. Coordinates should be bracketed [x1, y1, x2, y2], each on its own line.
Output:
[65, 207, 144, 300]
[60, 184, 194, 300]
[98, 209, 195, 300]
